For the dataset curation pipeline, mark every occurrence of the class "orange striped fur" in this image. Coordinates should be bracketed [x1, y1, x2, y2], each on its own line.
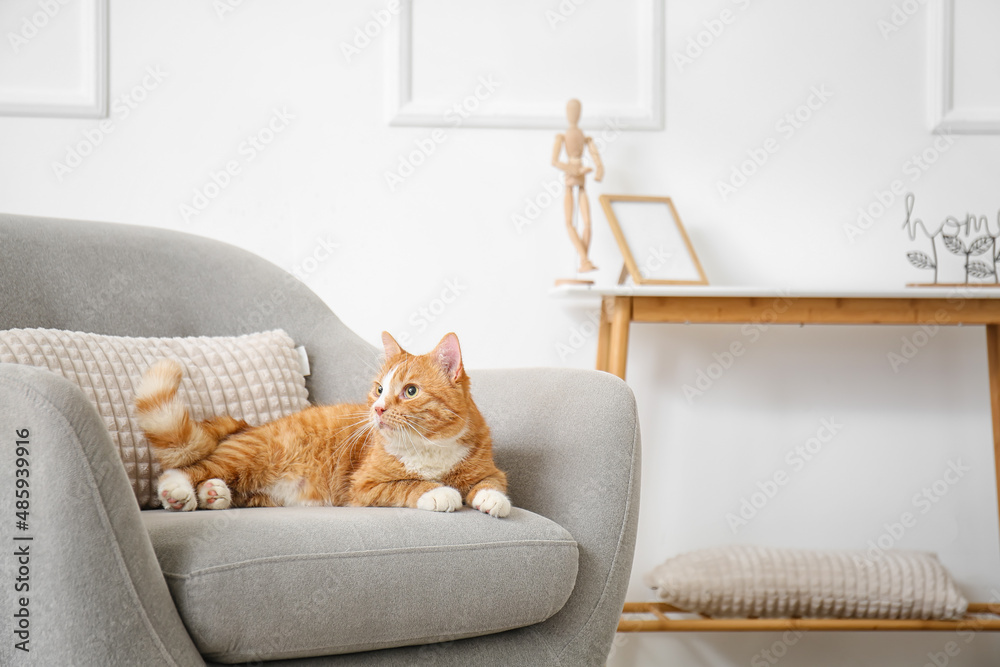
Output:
[134, 332, 510, 517]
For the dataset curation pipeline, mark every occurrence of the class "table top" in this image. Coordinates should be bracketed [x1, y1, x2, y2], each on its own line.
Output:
[551, 283, 1000, 300]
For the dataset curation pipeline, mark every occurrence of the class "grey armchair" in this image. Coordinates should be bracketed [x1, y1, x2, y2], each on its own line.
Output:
[0, 214, 640, 666]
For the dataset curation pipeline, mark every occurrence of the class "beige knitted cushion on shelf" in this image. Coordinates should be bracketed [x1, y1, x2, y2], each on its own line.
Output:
[645, 545, 968, 620]
[0, 328, 309, 509]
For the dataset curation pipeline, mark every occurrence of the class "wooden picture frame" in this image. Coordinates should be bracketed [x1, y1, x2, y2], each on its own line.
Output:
[599, 194, 708, 285]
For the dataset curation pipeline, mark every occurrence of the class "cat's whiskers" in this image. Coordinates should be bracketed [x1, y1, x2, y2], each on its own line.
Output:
[355, 350, 384, 378]
[336, 423, 371, 451]
[399, 416, 468, 450]
[401, 420, 442, 448]
[339, 428, 375, 458]
[386, 423, 421, 459]
[407, 413, 467, 440]
[333, 412, 374, 436]
[328, 410, 369, 428]
[330, 413, 378, 457]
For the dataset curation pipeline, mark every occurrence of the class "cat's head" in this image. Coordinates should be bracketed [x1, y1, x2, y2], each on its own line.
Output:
[369, 332, 471, 444]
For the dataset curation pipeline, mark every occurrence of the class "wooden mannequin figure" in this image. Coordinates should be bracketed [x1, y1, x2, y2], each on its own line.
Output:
[552, 98, 604, 284]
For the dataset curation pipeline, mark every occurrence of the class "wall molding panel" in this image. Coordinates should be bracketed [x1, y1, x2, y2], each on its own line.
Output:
[0, 0, 108, 118]
[928, 0, 1000, 134]
[385, 0, 664, 130]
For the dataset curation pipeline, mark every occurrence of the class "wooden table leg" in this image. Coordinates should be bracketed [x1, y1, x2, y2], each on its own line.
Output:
[608, 297, 632, 380]
[596, 296, 613, 373]
[987, 325, 1000, 546]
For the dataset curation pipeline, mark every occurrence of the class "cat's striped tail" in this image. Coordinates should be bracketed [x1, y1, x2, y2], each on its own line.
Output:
[134, 359, 219, 469]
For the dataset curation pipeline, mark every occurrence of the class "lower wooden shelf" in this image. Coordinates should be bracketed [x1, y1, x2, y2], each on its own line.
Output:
[590, 296, 1000, 637]
[618, 602, 1000, 632]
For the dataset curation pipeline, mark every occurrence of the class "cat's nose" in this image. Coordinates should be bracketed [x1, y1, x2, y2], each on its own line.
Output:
[374, 406, 385, 417]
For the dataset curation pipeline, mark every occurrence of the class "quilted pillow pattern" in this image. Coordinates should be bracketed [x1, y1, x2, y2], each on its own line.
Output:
[645, 545, 968, 620]
[0, 328, 309, 508]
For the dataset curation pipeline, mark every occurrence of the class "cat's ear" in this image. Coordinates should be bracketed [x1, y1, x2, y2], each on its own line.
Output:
[432, 332, 464, 382]
[381, 331, 404, 359]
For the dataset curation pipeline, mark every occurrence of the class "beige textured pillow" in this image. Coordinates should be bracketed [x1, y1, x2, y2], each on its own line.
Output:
[645, 545, 968, 620]
[0, 328, 310, 509]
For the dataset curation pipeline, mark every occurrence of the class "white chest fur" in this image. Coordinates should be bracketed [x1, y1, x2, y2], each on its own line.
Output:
[384, 430, 469, 480]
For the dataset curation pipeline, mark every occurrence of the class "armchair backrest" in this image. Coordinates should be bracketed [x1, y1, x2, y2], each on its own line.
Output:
[0, 213, 376, 404]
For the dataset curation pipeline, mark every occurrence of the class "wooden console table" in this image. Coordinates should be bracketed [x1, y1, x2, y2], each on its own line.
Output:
[558, 285, 1000, 632]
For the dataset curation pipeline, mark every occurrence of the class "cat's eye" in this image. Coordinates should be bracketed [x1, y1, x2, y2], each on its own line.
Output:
[375, 384, 383, 396]
[404, 384, 418, 398]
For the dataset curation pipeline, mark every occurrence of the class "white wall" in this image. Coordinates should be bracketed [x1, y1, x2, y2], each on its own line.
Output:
[3, 1, 1000, 665]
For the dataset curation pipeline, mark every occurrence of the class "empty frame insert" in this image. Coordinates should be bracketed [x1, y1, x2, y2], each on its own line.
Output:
[599, 195, 708, 285]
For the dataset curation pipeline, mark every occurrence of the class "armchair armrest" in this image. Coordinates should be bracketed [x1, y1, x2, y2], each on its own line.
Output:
[0, 364, 203, 666]
[470, 368, 641, 665]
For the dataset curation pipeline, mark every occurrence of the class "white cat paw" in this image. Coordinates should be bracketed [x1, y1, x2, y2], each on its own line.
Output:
[417, 486, 463, 513]
[472, 488, 511, 518]
[197, 478, 232, 510]
[158, 469, 197, 511]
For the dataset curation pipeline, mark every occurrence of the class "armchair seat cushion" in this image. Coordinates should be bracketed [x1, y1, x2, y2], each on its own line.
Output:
[143, 506, 578, 663]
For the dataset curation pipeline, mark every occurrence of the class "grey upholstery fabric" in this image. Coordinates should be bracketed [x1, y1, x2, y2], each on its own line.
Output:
[0, 213, 641, 666]
[145, 507, 578, 662]
[0, 364, 205, 666]
[0, 214, 377, 405]
[471, 368, 641, 664]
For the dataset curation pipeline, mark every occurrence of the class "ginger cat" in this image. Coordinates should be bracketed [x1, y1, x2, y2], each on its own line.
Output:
[134, 332, 511, 518]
